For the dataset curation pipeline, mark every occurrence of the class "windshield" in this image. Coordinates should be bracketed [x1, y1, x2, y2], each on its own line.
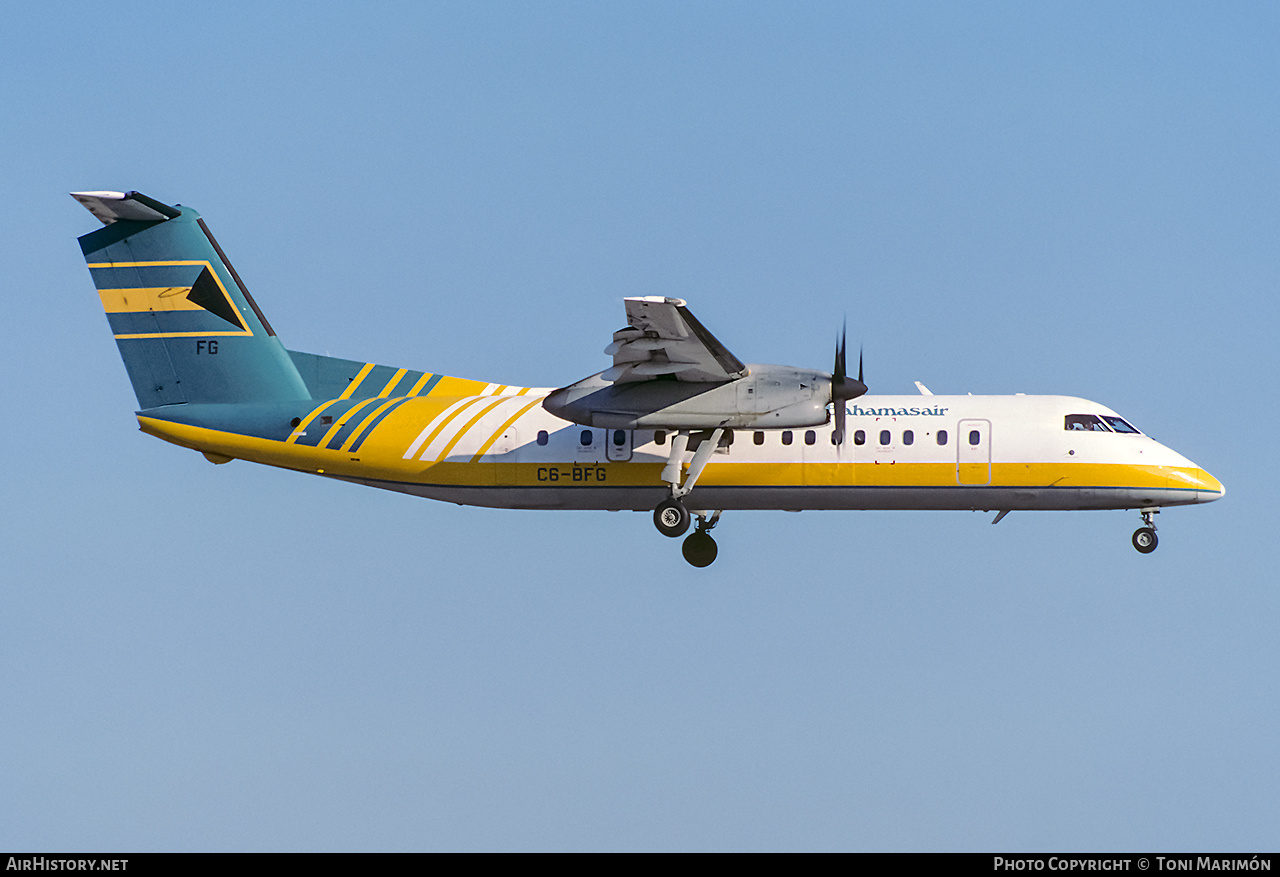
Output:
[1064, 414, 1142, 434]
[1065, 414, 1109, 431]
[1101, 415, 1140, 434]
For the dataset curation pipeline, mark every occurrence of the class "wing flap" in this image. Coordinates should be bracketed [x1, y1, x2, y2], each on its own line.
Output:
[608, 297, 747, 384]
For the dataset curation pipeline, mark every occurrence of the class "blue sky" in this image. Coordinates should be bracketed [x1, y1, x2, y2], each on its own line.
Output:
[3, 1, 1276, 851]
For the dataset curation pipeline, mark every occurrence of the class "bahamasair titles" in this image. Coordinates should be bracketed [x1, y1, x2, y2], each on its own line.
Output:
[74, 190, 1224, 567]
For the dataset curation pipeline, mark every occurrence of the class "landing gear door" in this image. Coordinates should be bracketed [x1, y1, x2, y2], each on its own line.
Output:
[957, 419, 991, 486]
[606, 428, 632, 462]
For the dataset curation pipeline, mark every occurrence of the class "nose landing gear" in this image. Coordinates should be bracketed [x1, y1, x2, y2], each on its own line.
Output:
[1132, 508, 1159, 554]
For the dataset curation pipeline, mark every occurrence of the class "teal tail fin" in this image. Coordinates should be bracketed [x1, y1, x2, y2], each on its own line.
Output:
[74, 191, 311, 409]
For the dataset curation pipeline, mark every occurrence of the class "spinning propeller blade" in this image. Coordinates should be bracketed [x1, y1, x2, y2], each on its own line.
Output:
[831, 322, 867, 447]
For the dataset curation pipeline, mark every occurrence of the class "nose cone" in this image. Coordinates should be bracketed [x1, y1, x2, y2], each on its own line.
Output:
[1169, 466, 1226, 503]
[1199, 469, 1226, 502]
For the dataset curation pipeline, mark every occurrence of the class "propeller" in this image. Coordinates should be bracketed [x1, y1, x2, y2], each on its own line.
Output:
[831, 322, 867, 446]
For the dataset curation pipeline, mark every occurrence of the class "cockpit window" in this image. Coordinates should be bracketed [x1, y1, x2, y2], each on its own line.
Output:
[1101, 416, 1140, 434]
[1065, 414, 1110, 432]
[1065, 414, 1142, 434]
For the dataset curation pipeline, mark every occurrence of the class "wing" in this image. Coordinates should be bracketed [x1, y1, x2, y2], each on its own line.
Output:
[602, 297, 748, 384]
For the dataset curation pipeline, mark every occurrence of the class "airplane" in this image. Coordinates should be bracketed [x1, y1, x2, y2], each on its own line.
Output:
[73, 190, 1224, 567]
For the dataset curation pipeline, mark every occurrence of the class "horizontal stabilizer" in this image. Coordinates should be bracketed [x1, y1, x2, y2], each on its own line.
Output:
[71, 191, 181, 225]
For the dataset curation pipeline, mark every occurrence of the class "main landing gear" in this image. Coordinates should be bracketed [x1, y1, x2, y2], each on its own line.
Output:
[682, 511, 721, 568]
[654, 498, 691, 537]
[653, 428, 726, 566]
[653, 496, 724, 566]
[1132, 508, 1159, 554]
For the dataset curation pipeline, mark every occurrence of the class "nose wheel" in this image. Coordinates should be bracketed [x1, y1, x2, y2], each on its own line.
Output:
[1132, 528, 1158, 553]
[1132, 509, 1159, 554]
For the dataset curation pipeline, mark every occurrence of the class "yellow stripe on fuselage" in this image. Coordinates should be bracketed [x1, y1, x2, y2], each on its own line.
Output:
[135, 410, 1221, 502]
[341, 397, 406, 452]
[427, 375, 492, 397]
[432, 398, 509, 461]
[403, 398, 481, 459]
[406, 373, 439, 396]
[316, 397, 380, 447]
[286, 400, 342, 444]
[469, 400, 543, 462]
[379, 369, 409, 398]
[338, 363, 376, 400]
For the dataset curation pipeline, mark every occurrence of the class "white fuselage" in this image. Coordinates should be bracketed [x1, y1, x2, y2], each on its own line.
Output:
[318, 393, 1224, 513]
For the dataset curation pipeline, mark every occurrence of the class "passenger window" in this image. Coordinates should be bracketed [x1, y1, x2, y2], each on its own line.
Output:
[580, 429, 594, 446]
[805, 430, 816, 445]
[879, 430, 891, 445]
[903, 430, 914, 446]
[536, 430, 549, 446]
[753, 431, 765, 446]
[612, 429, 626, 447]
[782, 431, 793, 446]
[854, 429, 866, 445]
[937, 430, 948, 446]
[655, 430, 666, 445]
[722, 429, 734, 446]
[969, 430, 980, 446]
